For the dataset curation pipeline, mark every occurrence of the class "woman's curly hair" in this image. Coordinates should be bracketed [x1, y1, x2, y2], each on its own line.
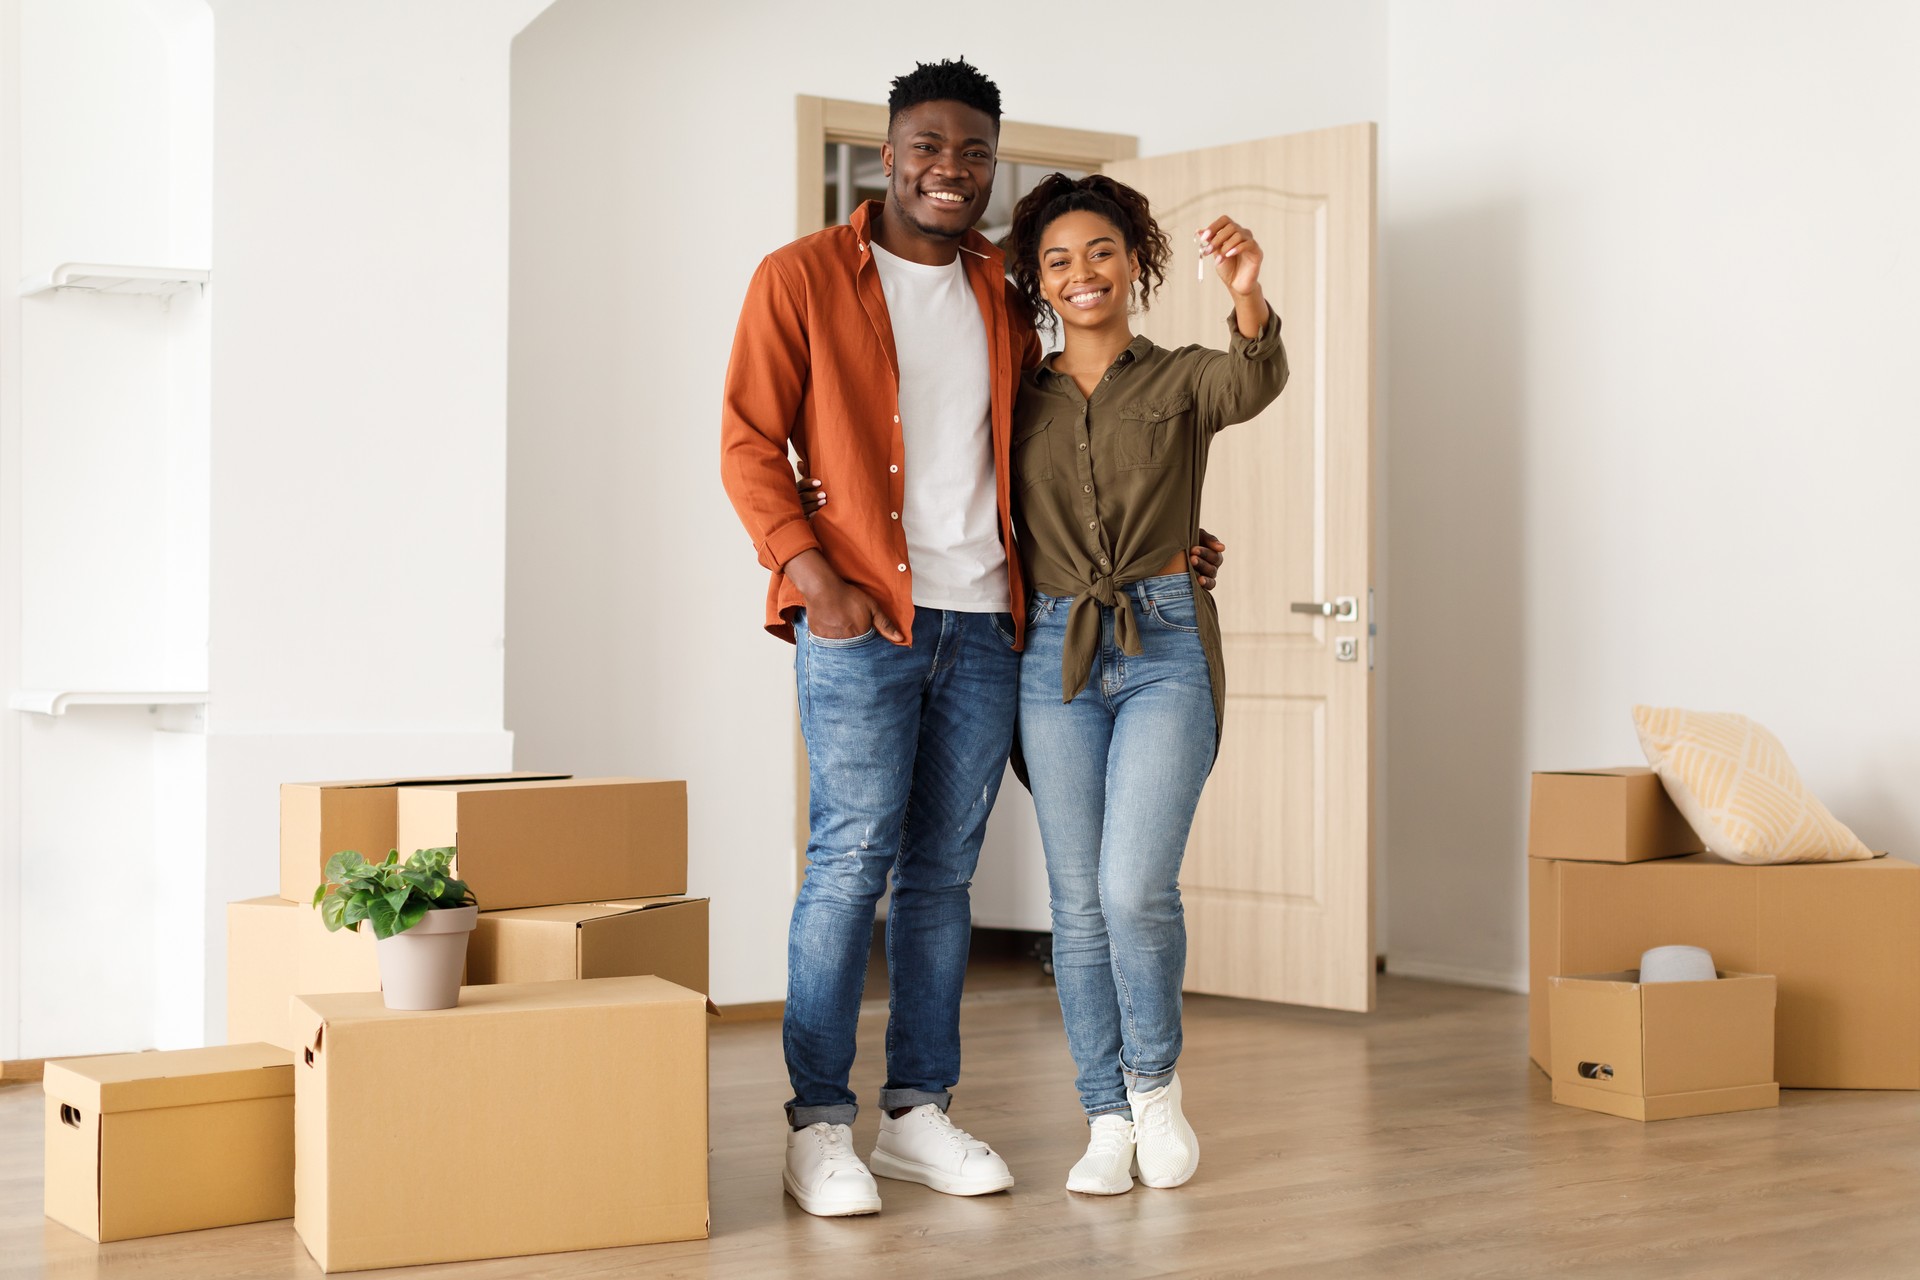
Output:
[1002, 173, 1171, 333]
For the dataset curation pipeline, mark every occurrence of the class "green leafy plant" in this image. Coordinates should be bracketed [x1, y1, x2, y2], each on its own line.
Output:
[311, 847, 476, 940]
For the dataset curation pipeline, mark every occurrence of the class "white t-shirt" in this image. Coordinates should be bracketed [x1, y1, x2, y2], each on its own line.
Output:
[869, 240, 1009, 613]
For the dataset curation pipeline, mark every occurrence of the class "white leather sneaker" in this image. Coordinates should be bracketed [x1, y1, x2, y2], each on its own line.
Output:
[1128, 1073, 1199, 1188]
[784, 1122, 882, 1217]
[1065, 1113, 1137, 1195]
[869, 1104, 1015, 1196]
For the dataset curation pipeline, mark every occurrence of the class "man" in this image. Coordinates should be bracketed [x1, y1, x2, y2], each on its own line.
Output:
[720, 58, 1220, 1218]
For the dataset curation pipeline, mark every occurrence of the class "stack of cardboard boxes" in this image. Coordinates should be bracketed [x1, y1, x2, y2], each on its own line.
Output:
[45, 771, 714, 1271]
[1529, 766, 1920, 1119]
[229, 772, 707, 1050]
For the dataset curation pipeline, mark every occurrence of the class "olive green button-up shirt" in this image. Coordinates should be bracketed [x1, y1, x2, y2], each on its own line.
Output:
[1012, 308, 1289, 740]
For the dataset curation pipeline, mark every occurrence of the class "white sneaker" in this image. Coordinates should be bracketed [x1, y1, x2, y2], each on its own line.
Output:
[1128, 1073, 1199, 1188]
[1065, 1113, 1137, 1195]
[869, 1104, 1015, 1196]
[784, 1122, 882, 1217]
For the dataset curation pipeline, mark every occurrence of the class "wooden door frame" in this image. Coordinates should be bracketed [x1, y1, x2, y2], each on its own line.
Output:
[789, 95, 1139, 894]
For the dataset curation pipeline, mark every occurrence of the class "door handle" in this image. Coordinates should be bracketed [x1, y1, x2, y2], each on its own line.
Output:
[1291, 596, 1358, 622]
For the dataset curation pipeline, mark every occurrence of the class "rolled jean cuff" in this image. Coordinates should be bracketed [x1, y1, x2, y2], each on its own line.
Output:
[1124, 1065, 1176, 1095]
[788, 1102, 857, 1129]
[878, 1087, 950, 1113]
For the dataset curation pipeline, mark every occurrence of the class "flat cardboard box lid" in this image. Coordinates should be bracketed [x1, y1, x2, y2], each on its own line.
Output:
[410, 775, 670, 797]
[290, 772, 568, 791]
[1536, 767, 1657, 779]
[481, 896, 701, 926]
[43, 1043, 295, 1113]
[293, 975, 714, 1043]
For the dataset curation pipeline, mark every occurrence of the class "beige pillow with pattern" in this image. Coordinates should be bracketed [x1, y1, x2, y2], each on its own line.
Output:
[1632, 705, 1876, 866]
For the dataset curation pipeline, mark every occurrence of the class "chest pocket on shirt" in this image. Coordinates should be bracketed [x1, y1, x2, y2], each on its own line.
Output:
[1013, 417, 1053, 489]
[1115, 392, 1192, 471]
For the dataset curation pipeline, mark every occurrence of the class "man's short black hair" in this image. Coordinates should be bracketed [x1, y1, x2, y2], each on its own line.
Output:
[887, 58, 1002, 131]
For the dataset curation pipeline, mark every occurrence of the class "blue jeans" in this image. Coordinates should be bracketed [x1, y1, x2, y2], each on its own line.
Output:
[785, 606, 1019, 1128]
[1019, 573, 1217, 1119]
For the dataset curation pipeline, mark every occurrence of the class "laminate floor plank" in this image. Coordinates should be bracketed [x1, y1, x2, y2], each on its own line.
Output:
[5, 972, 1917, 1279]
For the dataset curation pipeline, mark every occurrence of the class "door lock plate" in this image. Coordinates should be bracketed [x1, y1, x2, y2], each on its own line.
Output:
[1335, 637, 1358, 662]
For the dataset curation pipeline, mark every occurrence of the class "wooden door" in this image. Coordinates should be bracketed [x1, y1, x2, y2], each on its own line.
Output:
[1108, 124, 1376, 1012]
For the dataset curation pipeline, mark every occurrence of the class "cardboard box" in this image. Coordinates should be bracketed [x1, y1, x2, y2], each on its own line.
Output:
[292, 977, 710, 1273]
[1528, 767, 1701, 863]
[1530, 853, 1920, 1088]
[395, 778, 687, 912]
[280, 772, 570, 901]
[468, 896, 709, 991]
[43, 1044, 295, 1242]
[1549, 971, 1779, 1120]
[227, 897, 382, 1051]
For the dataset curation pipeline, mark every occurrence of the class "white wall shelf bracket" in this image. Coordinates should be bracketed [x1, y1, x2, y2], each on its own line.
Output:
[18, 263, 209, 298]
[8, 690, 209, 716]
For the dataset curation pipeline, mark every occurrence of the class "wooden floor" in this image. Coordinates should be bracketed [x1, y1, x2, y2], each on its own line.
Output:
[6, 950, 1920, 1279]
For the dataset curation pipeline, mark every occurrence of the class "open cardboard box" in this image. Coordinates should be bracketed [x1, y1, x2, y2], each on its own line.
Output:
[1549, 970, 1778, 1121]
[1529, 767, 1701, 863]
[1530, 853, 1920, 1089]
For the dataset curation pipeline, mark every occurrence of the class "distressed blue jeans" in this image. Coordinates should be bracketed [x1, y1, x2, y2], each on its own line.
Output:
[1019, 573, 1217, 1119]
[784, 606, 1019, 1128]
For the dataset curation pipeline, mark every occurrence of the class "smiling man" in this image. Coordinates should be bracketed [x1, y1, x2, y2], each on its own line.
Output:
[721, 57, 1031, 1219]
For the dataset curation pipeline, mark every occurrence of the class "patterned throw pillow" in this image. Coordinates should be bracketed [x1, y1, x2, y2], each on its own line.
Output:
[1632, 705, 1876, 866]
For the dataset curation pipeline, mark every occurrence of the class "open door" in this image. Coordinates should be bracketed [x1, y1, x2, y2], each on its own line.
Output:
[1108, 124, 1376, 1012]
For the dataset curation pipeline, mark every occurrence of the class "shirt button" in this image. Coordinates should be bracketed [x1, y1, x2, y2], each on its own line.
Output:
[1087, 520, 1096, 529]
[1099, 557, 1109, 567]
[1078, 443, 1087, 451]
[890, 512, 899, 520]
[892, 415, 900, 423]
[896, 564, 906, 572]
[890, 464, 899, 473]
[1082, 484, 1091, 493]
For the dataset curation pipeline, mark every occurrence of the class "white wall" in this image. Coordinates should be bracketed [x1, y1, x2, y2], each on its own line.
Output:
[506, 0, 1390, 1004]
[3, 0, 212, 1057]
[2, 1, 552, 1058]
[1384, 0, 1920, 989]
[202, 0, 551, 1039]
[0, 0, 20, 1060]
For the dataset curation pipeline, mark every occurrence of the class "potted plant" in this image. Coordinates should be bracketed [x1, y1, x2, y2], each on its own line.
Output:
[312, 847, 478, 1010]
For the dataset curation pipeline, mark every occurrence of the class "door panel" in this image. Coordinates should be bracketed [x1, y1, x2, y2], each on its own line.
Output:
[1108, 124, 1375, 1012]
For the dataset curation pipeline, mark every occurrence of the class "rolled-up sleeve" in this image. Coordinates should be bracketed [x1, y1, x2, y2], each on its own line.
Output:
[1193, 306, 1288, 431]
[720, 256, 821, 572]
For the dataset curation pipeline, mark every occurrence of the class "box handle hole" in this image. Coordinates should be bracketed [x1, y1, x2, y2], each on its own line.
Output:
[303, 1048, 314, 1066]
[60, 1104, 82, 1127]
[1577, 1061, 1614, 1081]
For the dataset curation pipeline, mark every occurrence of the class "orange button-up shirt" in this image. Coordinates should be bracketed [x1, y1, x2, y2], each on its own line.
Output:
[720, 201, 1042, 646]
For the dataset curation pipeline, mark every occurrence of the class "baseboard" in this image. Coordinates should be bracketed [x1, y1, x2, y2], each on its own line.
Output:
[715, 1001, 783, 1022]
[3, 1049, 147, 1083]
[1387, 957, 1529, 994]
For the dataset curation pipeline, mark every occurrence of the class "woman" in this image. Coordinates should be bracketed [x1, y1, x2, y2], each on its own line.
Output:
[1000, 173, 1286, 1196]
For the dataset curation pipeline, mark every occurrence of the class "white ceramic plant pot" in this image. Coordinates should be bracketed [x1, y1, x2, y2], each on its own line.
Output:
[376, 905, 478, 1011]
